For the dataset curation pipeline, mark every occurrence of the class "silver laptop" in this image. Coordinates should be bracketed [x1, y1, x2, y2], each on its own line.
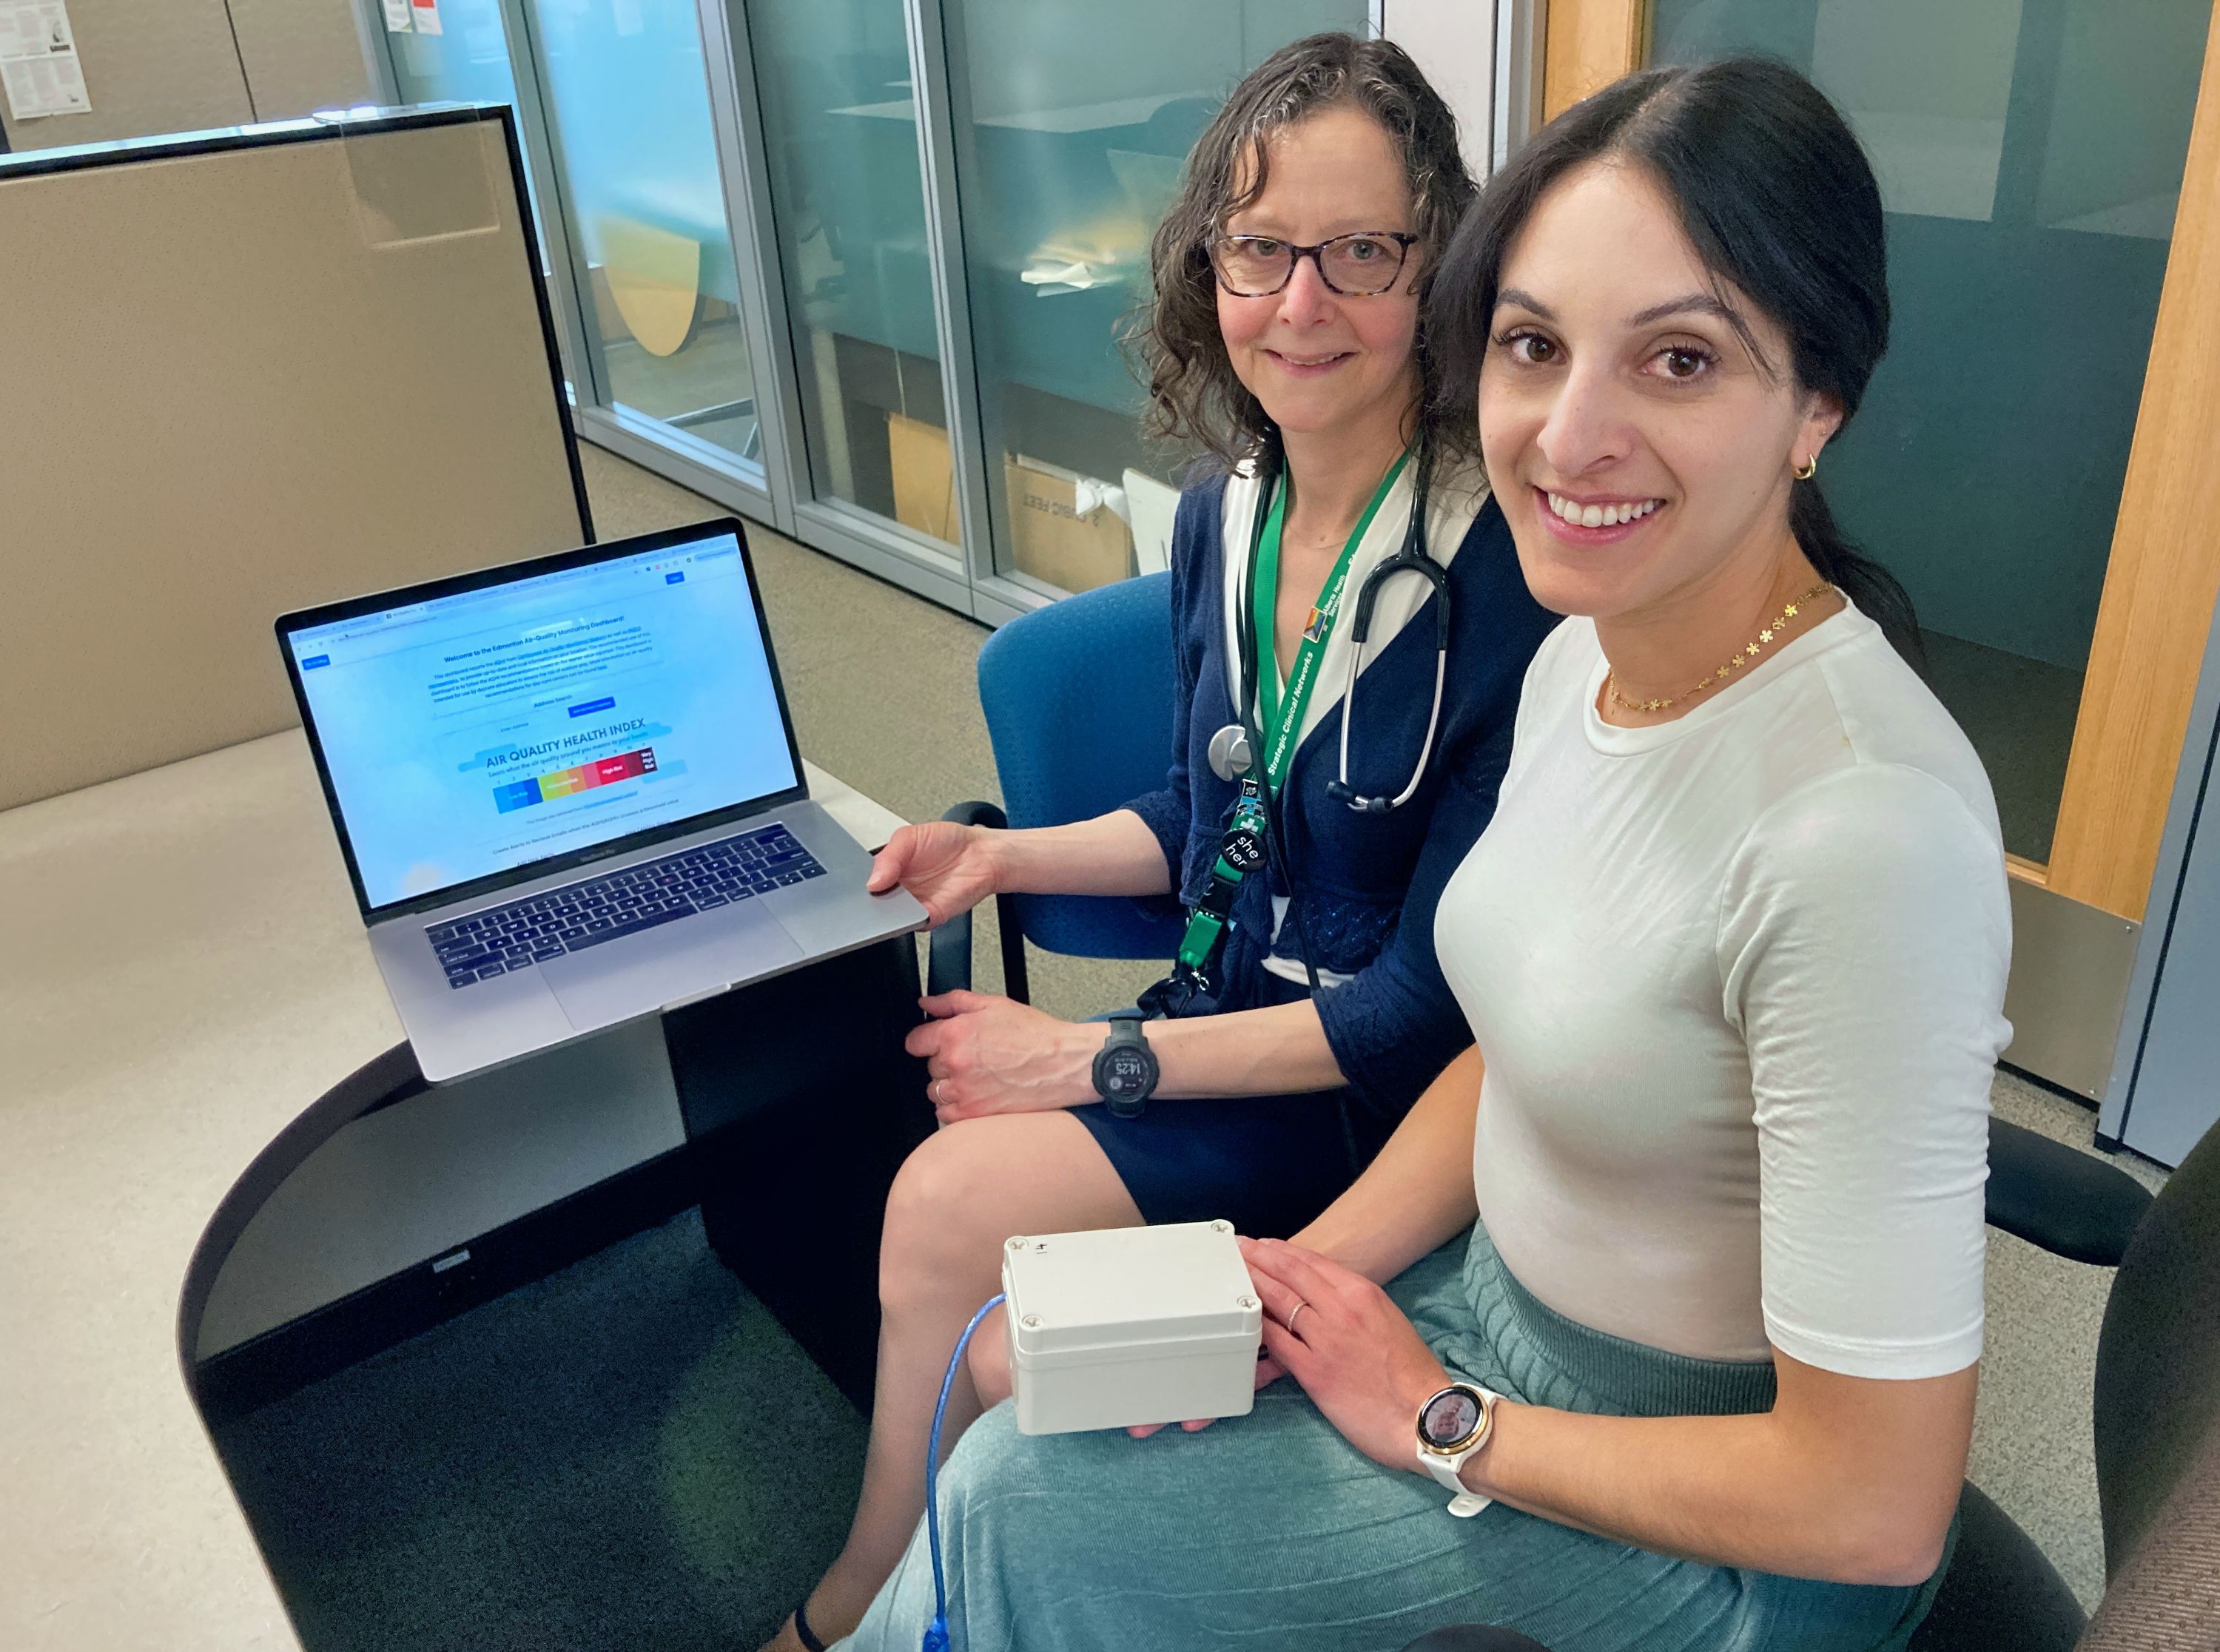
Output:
[278, 518, 928, 1083]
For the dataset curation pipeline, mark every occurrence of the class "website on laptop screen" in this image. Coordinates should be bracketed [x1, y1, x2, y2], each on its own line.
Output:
[286, 533, 798, 911]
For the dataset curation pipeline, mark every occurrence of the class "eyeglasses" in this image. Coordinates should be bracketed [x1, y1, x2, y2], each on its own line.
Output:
[1208, 232, 1419, 297]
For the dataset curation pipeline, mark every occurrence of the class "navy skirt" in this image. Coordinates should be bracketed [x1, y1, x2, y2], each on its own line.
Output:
[1073, 974, 1393, 1239]
[1074, 1088, 1375, 1238]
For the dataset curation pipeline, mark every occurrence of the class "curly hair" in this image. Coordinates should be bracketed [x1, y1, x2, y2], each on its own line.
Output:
[1128, 33, 1478, 477]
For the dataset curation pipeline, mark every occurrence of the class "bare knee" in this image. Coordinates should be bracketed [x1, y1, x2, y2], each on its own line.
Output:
[879, 1122, 1026, 1311]
[880, 1110, 1139, 1329]
[965, 1304, 1012, 1406]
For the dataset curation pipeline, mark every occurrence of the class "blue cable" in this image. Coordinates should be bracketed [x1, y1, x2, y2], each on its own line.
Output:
[924, 1292, 1006, 1652]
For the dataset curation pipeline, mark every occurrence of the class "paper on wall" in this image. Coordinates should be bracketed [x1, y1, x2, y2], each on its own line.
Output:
[0, 0, 70, 58]
[409, 0, 443, 36]
[1, 50, 86, 118]
[382, 0, 413, 33]
[0, 1, 89, 121]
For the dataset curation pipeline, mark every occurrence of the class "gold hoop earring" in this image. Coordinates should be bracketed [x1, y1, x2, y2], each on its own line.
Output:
[1794, 455, 1819, 482]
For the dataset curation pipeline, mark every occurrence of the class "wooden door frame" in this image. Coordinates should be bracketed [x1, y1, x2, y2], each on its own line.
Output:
[2048, 3, 2220, 919]
[1544, 0, 1649, 124]
[1538, 0, 2220, 926]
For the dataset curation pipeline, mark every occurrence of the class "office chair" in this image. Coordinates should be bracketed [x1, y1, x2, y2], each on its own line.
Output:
[1909, 1113, 2219, 1651]
[926, 571, 1188, 1002]
[1405, 1113, 2220, 1652]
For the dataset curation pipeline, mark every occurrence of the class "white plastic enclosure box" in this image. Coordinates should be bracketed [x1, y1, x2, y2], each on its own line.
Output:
[1003, 1219, 1264, 1435]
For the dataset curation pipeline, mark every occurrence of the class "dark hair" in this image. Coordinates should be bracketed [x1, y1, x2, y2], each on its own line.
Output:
[1433, 58, 1923, 664]
[1130, 33, 1477, 475]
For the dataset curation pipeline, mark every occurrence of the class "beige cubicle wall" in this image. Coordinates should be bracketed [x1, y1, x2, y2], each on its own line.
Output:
[0, 107, 592, 812]
[0, 0, 374, 152]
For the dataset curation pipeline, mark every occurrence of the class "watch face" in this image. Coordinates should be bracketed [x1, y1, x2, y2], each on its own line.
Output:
[1103, 1048, 1152, 1096]
[1420, 1386, 1482, 1450]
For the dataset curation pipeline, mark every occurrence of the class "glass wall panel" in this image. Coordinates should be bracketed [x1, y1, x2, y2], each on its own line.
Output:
[388, 0, 525, 110]
[749, 0, 951, 545]
[386, 0, 545, 237]
[945, 1, 1370, 594]
[1651, 0, 2213, 863]
[524, 0, 761, 463]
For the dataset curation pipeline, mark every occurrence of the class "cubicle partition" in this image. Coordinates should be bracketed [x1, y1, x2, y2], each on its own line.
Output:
[0, 105, 591, 812]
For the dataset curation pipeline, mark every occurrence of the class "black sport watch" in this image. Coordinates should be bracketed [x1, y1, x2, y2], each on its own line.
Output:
[1093, 1011, 1160, 1119]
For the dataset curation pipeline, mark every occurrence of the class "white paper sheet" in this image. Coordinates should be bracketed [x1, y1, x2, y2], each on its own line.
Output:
[0, 0, 88, 122]
[382, 0, 413, 33]
[0, 0, 70, 58]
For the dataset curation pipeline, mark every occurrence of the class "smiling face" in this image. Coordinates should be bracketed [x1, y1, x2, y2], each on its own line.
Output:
[1216, 104, 1422, 451]
[1478, 159, 1841, 624]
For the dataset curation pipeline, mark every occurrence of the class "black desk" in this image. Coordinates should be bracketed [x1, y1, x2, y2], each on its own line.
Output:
[667, 933, 932, 1411]
[183, 936, 929, 1424]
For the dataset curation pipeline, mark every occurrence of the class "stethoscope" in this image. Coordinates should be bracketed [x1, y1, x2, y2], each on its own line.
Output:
[1219, 444, 1452, 813]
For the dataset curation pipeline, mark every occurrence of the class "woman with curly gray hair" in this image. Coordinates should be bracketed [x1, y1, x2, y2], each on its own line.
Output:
[767, 35, 1554, 1651]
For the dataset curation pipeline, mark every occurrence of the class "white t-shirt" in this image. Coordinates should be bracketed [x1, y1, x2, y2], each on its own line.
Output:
[1435, 602, 2010, 1379]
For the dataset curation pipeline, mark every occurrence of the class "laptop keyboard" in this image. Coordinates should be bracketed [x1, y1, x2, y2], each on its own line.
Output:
[426, 822, 825, 990]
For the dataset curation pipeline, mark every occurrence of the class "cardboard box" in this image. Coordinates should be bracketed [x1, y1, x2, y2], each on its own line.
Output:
[1006, 456, 1134, 593]
[887, 410, 961, 544]
[884, 411, 1134, 592]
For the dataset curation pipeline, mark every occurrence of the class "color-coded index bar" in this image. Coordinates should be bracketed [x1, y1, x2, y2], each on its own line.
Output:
[493, 746, 658, 814]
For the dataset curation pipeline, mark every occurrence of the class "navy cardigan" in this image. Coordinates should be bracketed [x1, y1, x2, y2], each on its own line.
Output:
[1119, 473, 1558, 1126]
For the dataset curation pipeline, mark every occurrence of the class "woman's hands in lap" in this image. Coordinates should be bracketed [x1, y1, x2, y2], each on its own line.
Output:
[1241, 1238, 1453, 1471]
[1129, 1238, 1450, 1476]
[909, 990, 1099, 1120]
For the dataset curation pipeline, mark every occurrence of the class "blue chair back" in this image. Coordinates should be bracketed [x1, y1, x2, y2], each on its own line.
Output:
[978, 573, 1190, 960]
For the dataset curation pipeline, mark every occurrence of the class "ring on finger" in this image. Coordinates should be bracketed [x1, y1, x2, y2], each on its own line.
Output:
[1286, 1301, 1311, 1338]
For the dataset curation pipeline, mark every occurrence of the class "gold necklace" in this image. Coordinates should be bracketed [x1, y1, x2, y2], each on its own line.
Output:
[1607, 582, 1834, 715]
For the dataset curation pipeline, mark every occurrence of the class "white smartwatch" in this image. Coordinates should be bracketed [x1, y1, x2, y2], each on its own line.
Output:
[1415, 1380, 1501, 1517]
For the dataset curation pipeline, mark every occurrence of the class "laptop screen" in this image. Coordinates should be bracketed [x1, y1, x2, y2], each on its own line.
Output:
[283, 528, 799, 914]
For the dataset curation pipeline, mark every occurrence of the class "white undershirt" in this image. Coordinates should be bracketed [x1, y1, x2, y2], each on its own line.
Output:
[1434, 603, 2010, 1378]
[1222, 458, 1491, 994]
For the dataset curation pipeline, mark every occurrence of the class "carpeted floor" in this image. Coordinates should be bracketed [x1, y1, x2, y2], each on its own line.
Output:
[209, 444, 2170, 1649]
[215, 1210, 854, 1651]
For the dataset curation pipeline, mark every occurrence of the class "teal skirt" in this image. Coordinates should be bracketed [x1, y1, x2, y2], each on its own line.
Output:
[837, 1224, 1949, 1652]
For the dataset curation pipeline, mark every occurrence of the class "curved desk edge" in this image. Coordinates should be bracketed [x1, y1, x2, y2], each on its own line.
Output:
[174, 1042, 428, 1418]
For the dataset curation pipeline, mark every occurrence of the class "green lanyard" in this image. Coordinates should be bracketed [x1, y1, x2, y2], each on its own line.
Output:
[1142, 451, 1411, 1013]
[1249, 450, 1410, 795]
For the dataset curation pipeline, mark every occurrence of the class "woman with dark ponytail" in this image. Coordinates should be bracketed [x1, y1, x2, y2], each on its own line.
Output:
[1430, 54, 1925, 668]
[838, 58, 2008, 1652]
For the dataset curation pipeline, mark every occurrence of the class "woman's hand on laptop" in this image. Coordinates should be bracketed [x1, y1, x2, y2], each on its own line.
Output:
[909, 990, 1099, 1121]
[867, 821, 1003, 927]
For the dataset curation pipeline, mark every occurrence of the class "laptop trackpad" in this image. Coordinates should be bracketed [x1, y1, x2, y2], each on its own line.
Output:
[537, 904, 804, 1027]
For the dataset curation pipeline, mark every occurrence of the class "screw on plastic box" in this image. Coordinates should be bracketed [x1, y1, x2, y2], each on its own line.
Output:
[1001, 1218, 1262, 1435]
